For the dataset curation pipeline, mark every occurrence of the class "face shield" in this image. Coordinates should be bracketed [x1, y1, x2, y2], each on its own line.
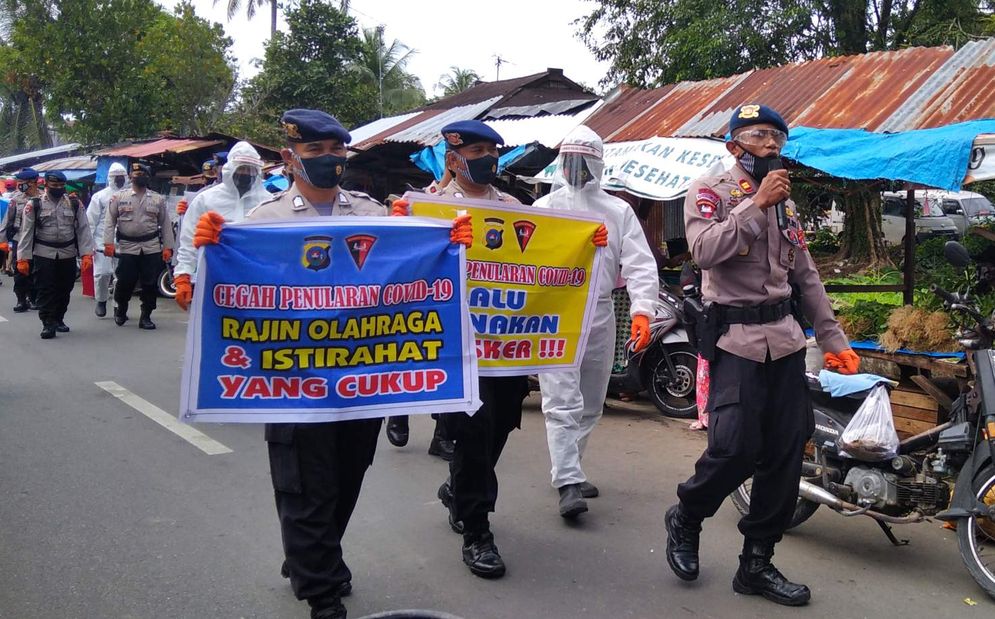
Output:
[552, 131, 605, 192]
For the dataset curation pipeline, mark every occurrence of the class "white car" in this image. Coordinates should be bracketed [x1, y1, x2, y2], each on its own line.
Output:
[880, 192, 959, 245]
[929, 190, 995, 236]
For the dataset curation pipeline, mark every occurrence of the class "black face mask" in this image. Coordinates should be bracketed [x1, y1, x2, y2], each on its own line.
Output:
[563, 155, 593, 188]
[738, 150, 781, 184]
[232, 173, 255, 196]
[48, 188, 65, 200]
[454, 153, 498, 185]
[112, 176, 125, 189]
[297, 154, 346, 189]
[132, 176, 150, 189]
[17, 182, 28, 193]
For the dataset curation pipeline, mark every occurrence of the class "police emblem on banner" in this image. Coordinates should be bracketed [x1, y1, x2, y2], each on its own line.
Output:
[513, 220, 536, 252]
[484, 217, 504, 250]
[302, 235, 332, 271]
[345, 234, 376, 270]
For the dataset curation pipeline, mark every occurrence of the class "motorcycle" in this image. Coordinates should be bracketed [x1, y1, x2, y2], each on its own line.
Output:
[732, 240, 995, 599]
[608, 285, 698, 418]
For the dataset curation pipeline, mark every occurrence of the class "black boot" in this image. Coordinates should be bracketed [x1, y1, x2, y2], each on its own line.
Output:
[462, 530, 506, 579]
[386, 416, 409, 447]
[55, 321, 69, 333]
[138, 311, 156, 330]
[308, 595, 346, 619]
[437, 479, 464, 534]
[665, 504, 701, 581]
[28, 298, 38, 310]
[114, 305, 128, 326]
[428, 421, 454, 461]
[95, 301, 106, 317]
[12, 297, 28, 313]
[732, 539, 811, 606]
[558, 484, 588, 519]
[578, 481, 600, 498]
[40, 322, 56, 339]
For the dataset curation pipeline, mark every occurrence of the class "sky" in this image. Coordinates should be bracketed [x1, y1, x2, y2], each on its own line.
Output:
[158, 0, 611, 97]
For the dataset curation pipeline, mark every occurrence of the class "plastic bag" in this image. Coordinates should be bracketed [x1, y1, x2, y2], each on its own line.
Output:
[837, 384, 900, 461]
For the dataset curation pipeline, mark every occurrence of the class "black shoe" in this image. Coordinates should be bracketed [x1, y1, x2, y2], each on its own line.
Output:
[55, 321, 69, 333]
[558, 484, 588, 519]
[462, 531, 506, 579]
[665, 504, 701, 581]
[428, 437, 455, 461]
[386, 416, 409, 447]
[28, 300, 38, 310]
[12, 301, 27, 313]
[114, 307, 128, 326]
[40, 324, 56, 339]
[95, 301, 106, 317]
[309, 596, 346, 619]
[438, 480, 464, 534]
[138, 314, 156, 330]
[732, 539, 811, 606]
[579, 481, 600, 498]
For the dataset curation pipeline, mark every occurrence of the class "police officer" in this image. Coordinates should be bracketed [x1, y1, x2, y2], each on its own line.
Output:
[104, 163, 174, 330]
[4, 168, 41, 312]
[16, 172, 94, 339]
[664, 104, 860, 606]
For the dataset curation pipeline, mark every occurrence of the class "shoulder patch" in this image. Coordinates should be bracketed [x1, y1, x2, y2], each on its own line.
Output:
[738, 179, 755, 194]
[695, 187, 721, 219]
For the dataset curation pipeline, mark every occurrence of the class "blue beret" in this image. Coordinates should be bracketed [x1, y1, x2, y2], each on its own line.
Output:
[131, 162, 152, 176]
[44, 171, 66, 183]
[281, 109, 351, 144]
[214, 151, 228, 163]
[729, 104, 789, 137]
[202, 159, 217, 171]
[15, 168, 38, 181]
[441, 120, 504, 149]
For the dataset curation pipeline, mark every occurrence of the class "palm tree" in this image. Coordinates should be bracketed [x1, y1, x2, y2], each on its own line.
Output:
[0, 0, 54, 151]
[437, 66, 481, 97]
[352, 26, 426, 117]
[213, 0, 278, 37]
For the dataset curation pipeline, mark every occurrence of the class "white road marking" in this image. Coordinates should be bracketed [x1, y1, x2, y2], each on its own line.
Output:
[95, 381, 233, 455]
[0, 314, 7, 322]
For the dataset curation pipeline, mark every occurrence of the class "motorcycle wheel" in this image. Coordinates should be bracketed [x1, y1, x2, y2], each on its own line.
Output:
[157, 267, 176, 299]
[731, 470, 821, 530]
[642, 344, 698, 419]
[957, 465, 995, 600]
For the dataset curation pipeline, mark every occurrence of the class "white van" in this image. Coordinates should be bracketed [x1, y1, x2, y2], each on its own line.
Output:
[880, 192, 959, 244]
[926, 190, 995, 236]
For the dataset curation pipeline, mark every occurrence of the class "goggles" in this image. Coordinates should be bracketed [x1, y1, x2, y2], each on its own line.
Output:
[734, 128, 788, 147]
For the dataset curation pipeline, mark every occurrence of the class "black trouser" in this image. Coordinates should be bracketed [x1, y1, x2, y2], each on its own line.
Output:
[443, 376, 529, 536]
[13, 253, 36, 303]
[32, 255, 76, 325]
[267, 419, 382, 605]
[114, 252, 160, 314]
[677, 347, 813, 542]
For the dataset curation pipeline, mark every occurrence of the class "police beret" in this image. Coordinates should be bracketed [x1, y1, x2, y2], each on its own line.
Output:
[131, 162, 152, 176]
[15, 168, 39, 181]
[729, 104, 789, 137]
[440, 120, 504, 149]
[202, 159, 217, 171]
[214, 151, 228, 164]
[44, 171, 67, 183]
[281, 109, 351, 144]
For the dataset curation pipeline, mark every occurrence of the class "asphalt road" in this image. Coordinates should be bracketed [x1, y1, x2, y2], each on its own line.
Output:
[1, 287, 992, 618]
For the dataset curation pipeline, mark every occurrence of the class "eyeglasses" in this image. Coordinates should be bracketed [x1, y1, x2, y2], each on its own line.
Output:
[735, 128, 787, 147]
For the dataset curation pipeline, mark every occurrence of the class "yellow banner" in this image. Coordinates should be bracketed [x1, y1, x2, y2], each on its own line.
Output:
[406, 193, 604, 375]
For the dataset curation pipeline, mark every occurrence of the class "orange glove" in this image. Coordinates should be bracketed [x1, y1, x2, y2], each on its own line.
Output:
[80, 254, 92, 272]
[450, 214, 472, 247]
[391, 198, 410, 216]
[176, 200, 188, 215]
[175, 273, 193, 311]
[824, 349, 861, 375]
[194, 211, 225, 248]
[162, 248, 173, 262]
[0, 242, 8, 252]
[593, 223, 608, 247]
[630, 314, 651, 352]
[104, 243, 115, 257]
[16, 260, 29, 276]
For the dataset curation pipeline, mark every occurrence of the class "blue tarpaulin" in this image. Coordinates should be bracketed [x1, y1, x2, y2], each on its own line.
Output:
[95, 156, 130, 185]
[782, 120, 995, 191]
[410, 143, 529, 181]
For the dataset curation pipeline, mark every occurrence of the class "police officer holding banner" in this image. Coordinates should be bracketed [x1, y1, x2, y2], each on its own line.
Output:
[665, 104, 860, 606]
[103, 163, 174, 330]
[16, 172, 94, 339]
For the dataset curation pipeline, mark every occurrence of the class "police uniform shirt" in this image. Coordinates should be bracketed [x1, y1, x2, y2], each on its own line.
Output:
[434, 179, 521, 204]
[248, 183, 386, 221]
[683, 163, 848, 363]
[4, 190, 28, 240]
[105, 188, 175, 256]
[17, 193, 95, 261]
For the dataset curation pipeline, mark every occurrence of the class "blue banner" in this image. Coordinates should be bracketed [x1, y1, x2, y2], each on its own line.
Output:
[180, 217, 480, 423]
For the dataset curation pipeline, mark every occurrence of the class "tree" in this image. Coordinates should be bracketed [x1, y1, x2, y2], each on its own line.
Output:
[214, 0, 278, 37]
[0, 0, 54, 150]
[352, 26, 425, 117]
[437, 67, 481, 97]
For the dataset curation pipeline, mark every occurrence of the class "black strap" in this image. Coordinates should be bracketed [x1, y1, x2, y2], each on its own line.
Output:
[35, 237, 76, 249]
[117, 231, 159, 243]
[717, 298, 794, 325]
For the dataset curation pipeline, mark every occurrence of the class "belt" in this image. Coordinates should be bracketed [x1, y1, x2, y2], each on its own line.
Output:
[117, 231, 159, 243]
[717, 298, 793, 325]
[35, 237, 76, 249]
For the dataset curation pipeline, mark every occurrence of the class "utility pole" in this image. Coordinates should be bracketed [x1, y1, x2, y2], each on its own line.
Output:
[376, 24, 385, 118]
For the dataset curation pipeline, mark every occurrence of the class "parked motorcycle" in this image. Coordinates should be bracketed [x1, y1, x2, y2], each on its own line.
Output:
[732, 240, 995, 599]
[608, 285, 698, 418]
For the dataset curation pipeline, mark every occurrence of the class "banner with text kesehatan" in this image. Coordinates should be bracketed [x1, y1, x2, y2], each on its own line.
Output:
[180, 217, 479, 423]
[405, 192, 603, 376]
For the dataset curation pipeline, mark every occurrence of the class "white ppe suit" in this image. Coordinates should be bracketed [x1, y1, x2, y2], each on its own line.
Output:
[87, 162, 129, 302]
[175, 142, 269, 281]
[536, 125, 660, 488]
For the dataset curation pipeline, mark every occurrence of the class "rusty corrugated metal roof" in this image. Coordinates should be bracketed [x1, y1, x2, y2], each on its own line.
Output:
[96, 138, 223, 158]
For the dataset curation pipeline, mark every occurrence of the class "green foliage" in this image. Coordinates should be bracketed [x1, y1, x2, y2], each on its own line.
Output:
[352, 27, 426, 118]
[437, 67, 481, 97]
[808, 228, 841, 255]
[836, 300, 896, 341]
